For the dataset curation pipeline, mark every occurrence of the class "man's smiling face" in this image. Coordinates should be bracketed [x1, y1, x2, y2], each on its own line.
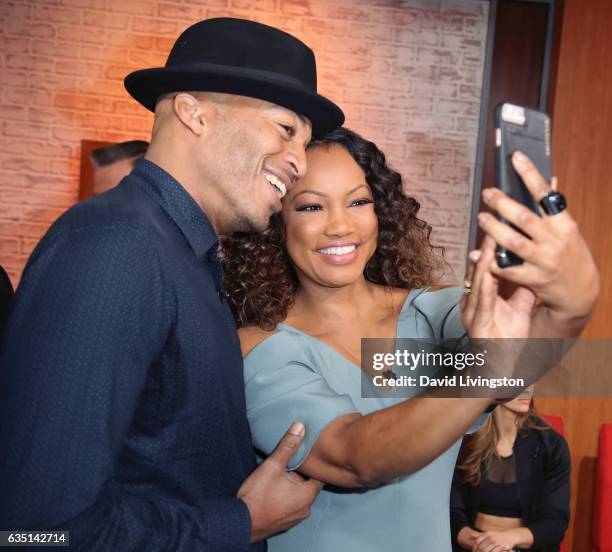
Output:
[201, 95, 312, 233]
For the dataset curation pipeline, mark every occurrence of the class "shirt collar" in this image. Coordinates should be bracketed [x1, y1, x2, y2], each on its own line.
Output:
[132, 159, 219, 260]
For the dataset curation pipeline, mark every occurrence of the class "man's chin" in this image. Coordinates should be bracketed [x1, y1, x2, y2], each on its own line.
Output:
[232, 212, 272, 234]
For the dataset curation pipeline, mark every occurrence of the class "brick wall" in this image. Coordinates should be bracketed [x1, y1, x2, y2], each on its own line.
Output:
[0, 0, 488, 287]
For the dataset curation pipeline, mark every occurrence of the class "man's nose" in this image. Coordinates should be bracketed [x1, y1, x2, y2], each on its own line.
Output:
[284, 141, 308, 181]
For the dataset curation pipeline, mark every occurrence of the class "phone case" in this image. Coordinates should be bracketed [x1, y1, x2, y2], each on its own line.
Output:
[494, 103, 552, 267]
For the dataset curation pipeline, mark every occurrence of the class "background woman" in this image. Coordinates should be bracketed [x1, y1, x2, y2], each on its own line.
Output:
[451, 386, 570, 552]
[222, 128, 595, 551]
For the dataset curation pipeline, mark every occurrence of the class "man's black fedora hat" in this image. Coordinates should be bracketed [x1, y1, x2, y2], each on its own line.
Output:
[124, 17, 344, 136]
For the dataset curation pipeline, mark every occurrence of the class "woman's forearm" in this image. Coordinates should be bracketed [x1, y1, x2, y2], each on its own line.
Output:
[346, 397, 491, 485]
[303, 395, 491, 487]
[530, 300, 596, 339]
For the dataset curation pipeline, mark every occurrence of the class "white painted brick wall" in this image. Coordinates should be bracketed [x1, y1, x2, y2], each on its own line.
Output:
[0, 0, 488, 285]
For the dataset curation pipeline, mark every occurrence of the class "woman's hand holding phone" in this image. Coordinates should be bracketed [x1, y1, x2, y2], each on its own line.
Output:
[461, 236, 535, 341]
[476, 151, 599, 330]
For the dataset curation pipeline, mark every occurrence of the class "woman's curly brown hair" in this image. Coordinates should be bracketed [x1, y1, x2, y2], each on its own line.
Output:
[221, 127, 444, 330]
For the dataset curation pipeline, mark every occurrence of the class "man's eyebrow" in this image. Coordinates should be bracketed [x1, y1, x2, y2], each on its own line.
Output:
[271, 105, 311, 127]
[269, 105, 312, 146]
[291, 184, 370, 202]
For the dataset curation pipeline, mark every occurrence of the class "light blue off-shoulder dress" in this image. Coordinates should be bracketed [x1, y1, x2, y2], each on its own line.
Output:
[244, 287, 484, 552]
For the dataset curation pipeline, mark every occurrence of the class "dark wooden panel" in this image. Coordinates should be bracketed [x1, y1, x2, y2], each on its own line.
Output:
[478, 0, 551, 249]
[540, 0, 612, 549]
[78, 140, 112, 201]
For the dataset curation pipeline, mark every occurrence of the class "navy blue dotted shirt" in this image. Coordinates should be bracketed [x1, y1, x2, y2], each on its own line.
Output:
[0, 160, 264, 551]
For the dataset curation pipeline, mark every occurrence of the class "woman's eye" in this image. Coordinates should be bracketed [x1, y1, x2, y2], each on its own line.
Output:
[296, 204, 322, 212]
[351, 198, 374, 207]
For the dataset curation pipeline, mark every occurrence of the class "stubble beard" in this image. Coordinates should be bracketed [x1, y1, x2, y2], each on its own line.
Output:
[215, 166, 273, 234]
[211, 112, 275, 234]
[224, 156, 275, 234]
[232, 209, 271, 233]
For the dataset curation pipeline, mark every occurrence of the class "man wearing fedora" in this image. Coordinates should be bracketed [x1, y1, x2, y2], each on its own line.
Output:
[0, 18, 344, 551]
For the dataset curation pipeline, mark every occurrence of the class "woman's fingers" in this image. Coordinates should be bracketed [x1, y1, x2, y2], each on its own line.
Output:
[478, 154, 575, 276]
[462, 247, 486, 327]
[476, 211, 537, 263]
[474, 533, 494, 552]
[511, 151, 572, 225]
[462, 237, 496, 335]
[471, 255, 498, 332]
[480, 186, 547, 243]
[507, 285, 537, 317]
[481, 538, 501, 552]
[478, 150, 557, 245]
[460, 249, 479, 319]
[511, 151, 549, 195]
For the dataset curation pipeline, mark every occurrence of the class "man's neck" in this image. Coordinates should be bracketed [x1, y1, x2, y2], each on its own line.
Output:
[144, 149, 225, 234]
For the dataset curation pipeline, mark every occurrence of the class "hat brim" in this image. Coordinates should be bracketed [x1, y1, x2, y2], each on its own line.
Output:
[124, 65, 344, 138]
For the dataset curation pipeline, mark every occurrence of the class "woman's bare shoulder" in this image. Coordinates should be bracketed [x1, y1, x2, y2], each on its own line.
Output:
[238, 326, 279, 358]
[427, 284, 455, 292]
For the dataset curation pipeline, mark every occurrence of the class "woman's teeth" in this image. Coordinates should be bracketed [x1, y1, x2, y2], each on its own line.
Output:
[318, 245, 357, 256]
[265, 173, 286, 199]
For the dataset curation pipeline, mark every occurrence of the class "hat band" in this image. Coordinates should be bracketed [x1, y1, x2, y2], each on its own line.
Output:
[166, 61, 313, 91]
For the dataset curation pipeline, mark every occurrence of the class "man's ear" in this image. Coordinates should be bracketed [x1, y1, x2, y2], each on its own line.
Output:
[173, 93, 211, 136]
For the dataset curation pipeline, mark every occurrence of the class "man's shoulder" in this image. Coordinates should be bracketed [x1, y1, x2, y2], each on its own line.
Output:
[66, 180, 160, 232]
[28, 184, 164, 274]
[40, 180, 168, 255]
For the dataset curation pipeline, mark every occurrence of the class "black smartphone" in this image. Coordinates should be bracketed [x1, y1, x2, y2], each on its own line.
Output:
[494, 102, 552, 267]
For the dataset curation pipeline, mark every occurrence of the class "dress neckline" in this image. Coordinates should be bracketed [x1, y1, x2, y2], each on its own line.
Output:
[276, 288, 421, 370]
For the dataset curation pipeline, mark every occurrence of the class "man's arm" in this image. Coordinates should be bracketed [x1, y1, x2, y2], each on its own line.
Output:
[0, 224, 252, 551]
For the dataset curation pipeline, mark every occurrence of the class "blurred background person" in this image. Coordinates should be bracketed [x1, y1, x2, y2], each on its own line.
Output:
[91, 140, 149, 195]
[451, 386, 570, 552]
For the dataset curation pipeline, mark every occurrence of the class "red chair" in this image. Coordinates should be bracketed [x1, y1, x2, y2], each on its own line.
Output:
[542, 414, 564, 435]
[593, 423, 612, 552]
[541, 414, 569, 552]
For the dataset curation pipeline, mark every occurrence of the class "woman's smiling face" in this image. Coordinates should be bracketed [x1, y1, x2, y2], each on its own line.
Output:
[281, 144, 379, 288]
